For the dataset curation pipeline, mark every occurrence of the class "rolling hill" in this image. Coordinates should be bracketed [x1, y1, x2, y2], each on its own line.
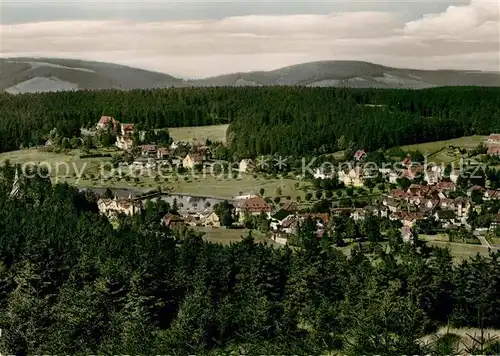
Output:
[0, 57, 188, 93]
[0, 57, 499, 94]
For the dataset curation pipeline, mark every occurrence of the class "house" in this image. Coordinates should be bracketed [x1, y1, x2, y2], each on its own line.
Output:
[236, 196, 271, 217]
[403, 212, 425, 228]
[338, 167, 364, 187]
[298, 213, 329, 227]
[140, 145, 157, 157]
[115, 123, 135, 150]
[203, 212, 221, 227]
[402, 226, 412, 243]
[270, 209, 295, 231]
[485, 190, 500, 200]
[353, 150, 367, 161]
[467, 185, 486, 197]
[422, 198, 440, 211]
[351, 209, 366, 221]
[170, 141, 180, 150]
[120, 123, 135, 136]
[192, 145, 212, 160]
[487, 146, 500, 156]
[162, 213, 185, 229]
[331, 208, 354, 217]
[116, 136, 133, 150]
[383, 197, 401, 213]
[491, 214, 500, 229]
[183, 153, 203, 169]
[281, 216, 298, 235]
[281, 201, 299, 213]
[157, 147, 170, 160]
[391, 189, 410, 200]
[97, 197, 141, 217]
[486, 134, 500, 146]
[388, 171, 400, 184]
[238, 159, 254, 173]
[453, 197, 471, 220]
[313, 167, 335, 180]
[435, 182, 456, 192]
[97, 116, 119, 131]
[449, 170, 460, 183]
[424, 171, 440, 185]
[434, 210, 458, 227]
[402, 154, 412, 167]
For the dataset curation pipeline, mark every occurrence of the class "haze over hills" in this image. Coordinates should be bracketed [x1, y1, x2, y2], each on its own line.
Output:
[1, 57, 499, 94]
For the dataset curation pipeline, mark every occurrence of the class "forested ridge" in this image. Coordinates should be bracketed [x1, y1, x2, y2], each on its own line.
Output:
[2, 166, 500, 354]
[0, 86, 499, 155]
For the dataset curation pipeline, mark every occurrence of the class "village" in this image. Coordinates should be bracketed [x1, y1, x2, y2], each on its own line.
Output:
[81, 116, 500, 252]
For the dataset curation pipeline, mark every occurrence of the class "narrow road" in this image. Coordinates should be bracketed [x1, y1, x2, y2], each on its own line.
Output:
[473, 230, 499, 251]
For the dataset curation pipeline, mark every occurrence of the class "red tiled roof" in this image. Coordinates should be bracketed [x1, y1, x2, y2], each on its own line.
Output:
[162, 213, 185, 226]
[402, 154, 412, 166]
[435, 182, 456, 191]
[239, 196, 271, 212]
[299, 213, 329, 223]
[488, 134, 500, 142]
[99, 116, 117, 124]
[391, 189, 409, 199]
[354, 150, 366, 160]
[487, 145, 500, 155]
[121, 123, 134, 131]
[140, 145, 157, 151]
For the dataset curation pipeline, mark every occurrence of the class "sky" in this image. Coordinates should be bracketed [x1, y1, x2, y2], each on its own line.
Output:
[1, 0, 499, 78]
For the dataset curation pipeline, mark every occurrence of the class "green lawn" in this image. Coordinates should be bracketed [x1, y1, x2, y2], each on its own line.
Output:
[195, 227, 277, 246]
[427, 240, 491, 261]
[169, 124, 229, 144]
[0, 148, 310, 200]
[400, 135, 485, 164]
[0, 147, 115, 183]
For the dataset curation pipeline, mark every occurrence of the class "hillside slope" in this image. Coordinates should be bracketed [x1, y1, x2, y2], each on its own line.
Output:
[195, 61, 500, 88]
[1, 58, 498, 93]
[0, 57, 188, 93]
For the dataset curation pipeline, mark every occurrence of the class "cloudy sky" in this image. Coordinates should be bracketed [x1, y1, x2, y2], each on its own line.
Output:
[1, 0, 498, 78]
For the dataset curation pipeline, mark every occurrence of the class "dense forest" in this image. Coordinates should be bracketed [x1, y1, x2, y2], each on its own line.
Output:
[0, 86, 499, 155]
[1, 165, 500, 354]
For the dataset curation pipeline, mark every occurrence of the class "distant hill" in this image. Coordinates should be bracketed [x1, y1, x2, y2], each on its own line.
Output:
[0, 57, 188, 93]
[194, 61, 500, 88]
[0, 58, 499, 94]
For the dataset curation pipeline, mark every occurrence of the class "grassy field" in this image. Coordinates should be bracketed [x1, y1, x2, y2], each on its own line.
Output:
[169, 124, 229, 144]
[195, 227, 276, 245]
[400, 135, 485, 164]
[427, 240, 491, 261]
[0, 147, 115, 182]
[0, 148, 310, 200]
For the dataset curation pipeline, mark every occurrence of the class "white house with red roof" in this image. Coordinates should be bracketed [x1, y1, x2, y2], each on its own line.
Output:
[353, 149, 367, 161]
[97, 116, 119, 131]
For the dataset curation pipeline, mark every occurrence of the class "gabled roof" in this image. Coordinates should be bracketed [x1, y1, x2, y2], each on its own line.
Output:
[402, 154, 412, 166]
[354, 149, 366, 160]
[435, 182, 456, 191]
[184, 153, 203, 162]
[435, 210, 456, 220]
[272, 209, 294, 221]
[487, 134, 500, 142]
[487, 145, 500, 155]
[238, 196, 270, 211]
[99, 115, 117, 124]
[467, 185, 486, 192]
[281, 201, 298, 212]
[162, 213, 185, 225]
[140, 144, 157, 151]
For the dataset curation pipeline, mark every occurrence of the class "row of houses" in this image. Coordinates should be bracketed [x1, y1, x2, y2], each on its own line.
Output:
[486, 133, 500, 156]
[313, 153, 460, 187]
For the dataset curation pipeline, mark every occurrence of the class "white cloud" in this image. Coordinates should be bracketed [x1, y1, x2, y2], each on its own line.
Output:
[1, 0, 498, 77]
